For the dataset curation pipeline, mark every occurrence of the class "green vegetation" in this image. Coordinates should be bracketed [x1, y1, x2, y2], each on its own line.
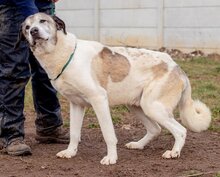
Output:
[24, 82, 34, 111]
[88, 123, 99, 129]
[86, 105, 128, 128]
[214, 172, 220, 177]
[176, 57, 220, 132]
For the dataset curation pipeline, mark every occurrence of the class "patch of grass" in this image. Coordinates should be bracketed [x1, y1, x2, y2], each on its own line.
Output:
[177, 57, 220, 122]
[24, 81, 34, 112]
[112, 115, 122, 125]
[216, 67, 220, 73]
[88, 123, 99, 129]
[211, 107, 220, 120]
[63, 120, 70, 128]
[209, 124, 220, 132]
[85, 105, 128, 127]
[111, 105, 129, 126]
[213, 172, 220, 177]
[85, 107, 96, 117]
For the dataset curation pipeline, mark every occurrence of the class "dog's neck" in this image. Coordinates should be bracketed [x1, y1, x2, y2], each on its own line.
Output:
[33, 31, 77, 80]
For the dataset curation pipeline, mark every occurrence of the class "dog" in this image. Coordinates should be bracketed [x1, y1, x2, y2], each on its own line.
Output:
[16, 13, 211, 165]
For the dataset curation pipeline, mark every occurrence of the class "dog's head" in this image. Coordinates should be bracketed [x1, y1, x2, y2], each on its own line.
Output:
[15, 13, 67, 53]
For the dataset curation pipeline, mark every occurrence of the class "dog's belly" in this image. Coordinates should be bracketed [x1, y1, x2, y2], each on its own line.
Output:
[106, 79, 146, 106]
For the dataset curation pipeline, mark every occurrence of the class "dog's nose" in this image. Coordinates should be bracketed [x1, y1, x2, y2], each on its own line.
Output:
[30, 27, 39, 36]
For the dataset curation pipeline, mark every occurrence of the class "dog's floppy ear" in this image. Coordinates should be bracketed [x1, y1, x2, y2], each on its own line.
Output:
[52, 15, 67, 35]
[14, 24, 26, 50]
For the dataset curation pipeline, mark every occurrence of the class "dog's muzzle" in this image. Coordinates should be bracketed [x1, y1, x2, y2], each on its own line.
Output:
[30, 27, 48, 46]
[30, 27, 40, 38]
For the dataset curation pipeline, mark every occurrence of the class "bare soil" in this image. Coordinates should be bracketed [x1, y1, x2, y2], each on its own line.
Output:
[0, 109, 219, 177]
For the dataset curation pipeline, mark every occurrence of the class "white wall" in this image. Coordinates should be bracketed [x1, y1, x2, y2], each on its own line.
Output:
[56, 0, 220, 54]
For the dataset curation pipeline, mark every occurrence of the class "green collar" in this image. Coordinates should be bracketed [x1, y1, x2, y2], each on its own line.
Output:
[51, 42, 77, 81]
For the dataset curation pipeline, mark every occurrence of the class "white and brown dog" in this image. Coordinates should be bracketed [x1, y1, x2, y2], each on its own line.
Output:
[17, 13, 211, 165]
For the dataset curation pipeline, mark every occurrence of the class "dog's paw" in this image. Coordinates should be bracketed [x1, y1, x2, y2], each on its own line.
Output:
[100, 155, 118, 165]
[56, 149, 77, 159]
[125, 142, 144, 150]
[162, 150, 180, 159]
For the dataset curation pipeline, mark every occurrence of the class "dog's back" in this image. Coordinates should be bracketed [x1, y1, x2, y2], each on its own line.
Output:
[91, 45, 180, 106]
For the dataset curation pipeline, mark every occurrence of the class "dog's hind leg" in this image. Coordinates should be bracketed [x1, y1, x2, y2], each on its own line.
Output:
[140, 96, 187, 158]
[56, 103, 85, 159]
[89, 93, 118, 165]
[126, 106, 161, 150]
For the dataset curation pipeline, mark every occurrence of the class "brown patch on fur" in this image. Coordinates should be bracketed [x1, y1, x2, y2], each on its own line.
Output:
[92, 47, 130, 88]
[159, 66, 185, 110]
[152, 61, 168, 79]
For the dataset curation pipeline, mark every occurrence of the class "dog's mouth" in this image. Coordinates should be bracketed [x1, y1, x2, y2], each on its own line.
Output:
[32, 37, 49, 46]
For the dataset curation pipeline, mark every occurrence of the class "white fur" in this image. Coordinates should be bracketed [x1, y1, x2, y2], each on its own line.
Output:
[22, 13, 211, 165]
[179, 79, 212, 132]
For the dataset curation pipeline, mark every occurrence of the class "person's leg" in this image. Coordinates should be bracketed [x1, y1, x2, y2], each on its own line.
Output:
[0, 5, 31, 155]
[30, 3, 68, 143]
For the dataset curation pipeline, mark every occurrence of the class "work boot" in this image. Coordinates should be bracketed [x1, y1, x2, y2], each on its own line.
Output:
[35, 127, 69, 144]
[6, 138, 32, 156]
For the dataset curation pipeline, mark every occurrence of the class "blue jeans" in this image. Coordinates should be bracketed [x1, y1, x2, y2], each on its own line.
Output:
[0, 4, 62, 144]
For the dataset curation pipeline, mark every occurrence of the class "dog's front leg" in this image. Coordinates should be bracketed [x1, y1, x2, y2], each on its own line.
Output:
[89, 94, 118, 165]
[56, 102, 85, 158]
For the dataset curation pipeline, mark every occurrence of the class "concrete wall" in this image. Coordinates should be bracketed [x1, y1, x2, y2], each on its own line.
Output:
[56, 0, 220, 54]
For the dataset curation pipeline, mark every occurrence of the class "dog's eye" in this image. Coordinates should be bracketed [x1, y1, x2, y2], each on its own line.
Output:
[40, 19, 47, 23]
[25, 25, 30, 30]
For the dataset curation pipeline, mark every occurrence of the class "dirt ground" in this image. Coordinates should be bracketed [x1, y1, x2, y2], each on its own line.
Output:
[0, 109, 219, 177]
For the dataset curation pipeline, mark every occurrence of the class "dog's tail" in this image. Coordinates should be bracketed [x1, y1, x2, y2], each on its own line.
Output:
[179, 78, 211, 132]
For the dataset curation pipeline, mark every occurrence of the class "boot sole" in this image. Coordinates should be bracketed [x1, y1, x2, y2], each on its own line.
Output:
[7, 149, 32, 156]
